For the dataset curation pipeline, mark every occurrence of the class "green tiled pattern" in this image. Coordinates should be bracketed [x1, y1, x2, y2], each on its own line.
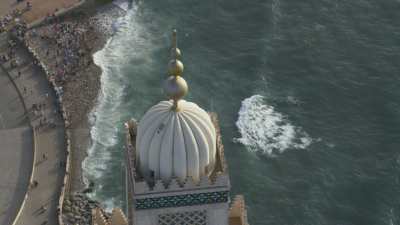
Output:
[135, 191, 229, 210]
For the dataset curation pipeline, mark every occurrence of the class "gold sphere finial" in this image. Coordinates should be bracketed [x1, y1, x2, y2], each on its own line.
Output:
[171, 29, 182, 58]
[168, 29, 184, 77]
[171, 47, 181, 59]
[164, 29, 188, 111]
[168, 59, 184, 76]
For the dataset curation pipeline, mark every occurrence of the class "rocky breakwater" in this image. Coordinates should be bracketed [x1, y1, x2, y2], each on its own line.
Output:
[62, 193, 105, 225]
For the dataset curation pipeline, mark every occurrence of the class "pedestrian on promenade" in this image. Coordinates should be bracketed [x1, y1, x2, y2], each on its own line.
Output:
[39, 206, 47, 214]
[30, 180, 38, 189]
[26, 1, 32, 10]
[42, 153, 47, 160]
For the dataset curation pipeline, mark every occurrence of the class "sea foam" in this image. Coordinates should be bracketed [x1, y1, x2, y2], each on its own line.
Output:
[234, 95, 312, 156]
[82, 7, 134, 210]
[82, 3, 155, 211]
[83, 36, 125, 207]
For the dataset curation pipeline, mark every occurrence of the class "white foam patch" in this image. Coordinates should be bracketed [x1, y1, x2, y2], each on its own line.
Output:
[101, 197, 118, 212]
[271, 0, 282, 30]
[234, 95, 312, 156]
[86, 185, 117, 212]
[113, 0, 130, 11]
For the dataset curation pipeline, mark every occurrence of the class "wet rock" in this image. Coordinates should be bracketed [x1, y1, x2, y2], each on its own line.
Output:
[63, 205, 71, 212]
[62, 193, 102, 225]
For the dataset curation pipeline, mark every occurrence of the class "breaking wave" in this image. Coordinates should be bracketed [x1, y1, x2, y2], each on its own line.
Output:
[234, 95, 312, 156]
[82, 5, 136, 210]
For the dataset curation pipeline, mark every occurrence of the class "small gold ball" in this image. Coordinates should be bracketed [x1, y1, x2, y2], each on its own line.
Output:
[163, 76, 188, 100]
[168, 59, 184, 76]
[171, 48, 182, 59]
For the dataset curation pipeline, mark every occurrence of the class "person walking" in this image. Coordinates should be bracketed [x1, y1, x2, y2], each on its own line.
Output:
[39, 206, 47, 214]
[30, 180, 38, 189]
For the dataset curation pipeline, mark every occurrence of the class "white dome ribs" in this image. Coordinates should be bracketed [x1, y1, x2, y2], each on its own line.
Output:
[136, 100, 216, 183]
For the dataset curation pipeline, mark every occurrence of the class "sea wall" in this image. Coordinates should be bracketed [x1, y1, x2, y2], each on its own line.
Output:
[24, 39, 72, 225]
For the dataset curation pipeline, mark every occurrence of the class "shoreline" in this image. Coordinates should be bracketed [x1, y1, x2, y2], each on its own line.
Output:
[23, 2, 127, 194]
[78, 2, 128, 193]
[20, 2, 127, 224]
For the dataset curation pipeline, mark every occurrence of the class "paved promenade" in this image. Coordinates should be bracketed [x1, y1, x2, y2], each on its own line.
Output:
[0, 35, 66, 225]
[0, 0, 82, 24]
[0, 56, 32, 225]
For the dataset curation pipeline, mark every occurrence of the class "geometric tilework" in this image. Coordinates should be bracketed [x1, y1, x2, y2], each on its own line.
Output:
[135, 191, 229, 210]
[158, 210, 206, 225]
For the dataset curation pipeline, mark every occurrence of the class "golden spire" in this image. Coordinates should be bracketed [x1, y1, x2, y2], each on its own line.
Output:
[168, 30, 184, 76]
[164, 29, 188, 111]
[170, 29, 181, 60]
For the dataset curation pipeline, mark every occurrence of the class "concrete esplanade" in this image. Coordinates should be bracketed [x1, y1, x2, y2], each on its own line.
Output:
[0, 34, 33, 225]
[0, 32, 66, 225]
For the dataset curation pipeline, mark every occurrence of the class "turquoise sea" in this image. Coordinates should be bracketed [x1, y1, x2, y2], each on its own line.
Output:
[82, 0, 400, 224]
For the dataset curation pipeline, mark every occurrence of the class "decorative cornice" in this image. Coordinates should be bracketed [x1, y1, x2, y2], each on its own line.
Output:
[133, 174, 230, 195]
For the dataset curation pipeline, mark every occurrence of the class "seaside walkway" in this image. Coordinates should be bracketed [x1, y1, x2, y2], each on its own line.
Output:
[0, 0, 83, 24]
[0, 35, 66, 225]
[0, 51, 32, 225]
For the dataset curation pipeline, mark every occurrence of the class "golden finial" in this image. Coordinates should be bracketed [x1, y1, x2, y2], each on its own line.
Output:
[168, 29, 184, 76]
[171, 29, 181, 59]
[164, 29, 188, 111]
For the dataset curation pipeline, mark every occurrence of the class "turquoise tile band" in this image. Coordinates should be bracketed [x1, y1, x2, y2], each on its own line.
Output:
[135, 191, 229, 210]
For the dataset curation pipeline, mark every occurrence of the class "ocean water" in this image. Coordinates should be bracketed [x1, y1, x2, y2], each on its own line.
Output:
[83, 0, 400, 224]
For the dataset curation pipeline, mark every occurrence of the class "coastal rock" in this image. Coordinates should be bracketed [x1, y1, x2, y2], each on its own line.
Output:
[63, 205, 71, 212]
[64, 199, 71, 206]
[62, 193, 101, 225]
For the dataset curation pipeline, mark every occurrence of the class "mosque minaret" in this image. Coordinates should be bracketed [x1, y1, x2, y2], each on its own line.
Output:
[136, 30, 217, 184]
[91, 30, 250, 225]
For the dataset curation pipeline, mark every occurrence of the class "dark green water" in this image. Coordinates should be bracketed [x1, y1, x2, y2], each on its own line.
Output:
[83, 0, 400, 224]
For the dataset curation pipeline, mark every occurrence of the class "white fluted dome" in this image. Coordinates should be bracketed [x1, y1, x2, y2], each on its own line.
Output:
[136, 100, 216, 182]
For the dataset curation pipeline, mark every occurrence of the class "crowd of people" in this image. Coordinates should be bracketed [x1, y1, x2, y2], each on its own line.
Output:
[0, 39, 18, 66]
[31, 100, 58, 130]
[0, 1, 31, 33]
[0, 38, 58, 132]
[26, 18, 96, 87]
